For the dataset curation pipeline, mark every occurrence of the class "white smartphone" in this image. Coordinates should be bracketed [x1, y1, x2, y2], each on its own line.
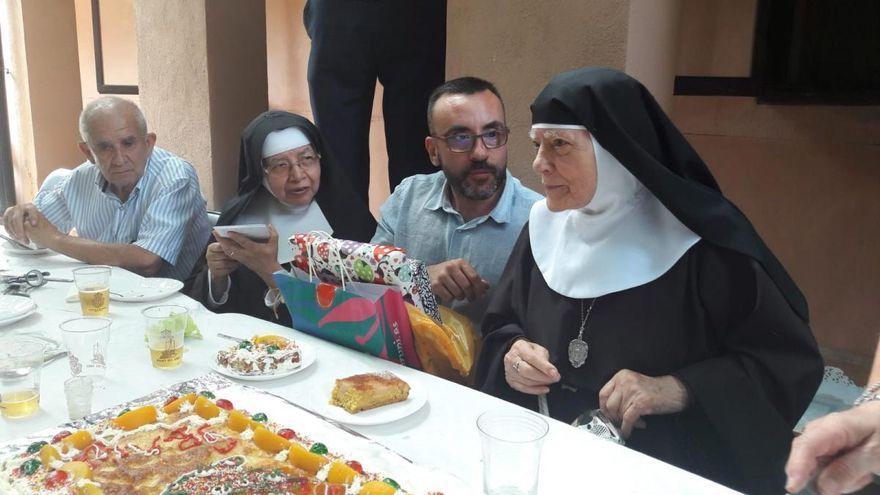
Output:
[213, 224, 271, 241]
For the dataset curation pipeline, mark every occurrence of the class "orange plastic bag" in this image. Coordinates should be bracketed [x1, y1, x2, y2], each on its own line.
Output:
[406, 304, 478, 383]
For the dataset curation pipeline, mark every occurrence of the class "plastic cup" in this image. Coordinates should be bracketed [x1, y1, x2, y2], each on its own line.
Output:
[64, 376, 93, 420]
[477, 410, 549, 495]
[142, 305, 188, 369]
[0, 337, 46, 419]
[60, 317, 111, 379]
[72, 266, 111, 316]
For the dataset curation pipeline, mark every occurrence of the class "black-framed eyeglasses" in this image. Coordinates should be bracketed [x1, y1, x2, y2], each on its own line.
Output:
[432, 127, 509, 153]
[262, 152, 321, 177]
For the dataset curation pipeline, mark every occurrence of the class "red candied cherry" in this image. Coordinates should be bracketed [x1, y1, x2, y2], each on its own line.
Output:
[44, 469, 69, 489]
[215, 399, 234, 410]
[50, 431, 72, 444]
[327, 485, 346, 495]
[345, 460, 364, 474]
[277, 428, 296, 440]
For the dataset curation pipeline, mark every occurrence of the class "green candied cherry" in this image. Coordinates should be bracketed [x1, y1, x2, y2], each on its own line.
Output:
[199, 391, 216, 399]
[251, 412, 268, 423]
[20, 458, 40, 476]
[25, 441, 47, 455]
[266, 344, 280, 354]
[383, 478, 400, 490]
[238, 340, 254, 350]
[309, 442, 328, 455]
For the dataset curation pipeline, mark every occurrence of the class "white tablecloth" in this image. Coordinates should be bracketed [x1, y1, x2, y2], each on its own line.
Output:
[0, 248, 738, 494]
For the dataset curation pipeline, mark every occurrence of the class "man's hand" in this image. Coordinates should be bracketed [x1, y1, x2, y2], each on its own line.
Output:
[427, 259, 490, 304]
[598, 370, 690, 438]
[19, 208, 62, 248]
[212, 226, 282, 288]
[503, 339, 561, 395]
[786, 401, 880, 495]
[3, 203, 42, 244]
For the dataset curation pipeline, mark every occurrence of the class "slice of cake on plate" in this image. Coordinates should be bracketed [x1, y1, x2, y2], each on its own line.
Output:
[331, 372, 410, 413]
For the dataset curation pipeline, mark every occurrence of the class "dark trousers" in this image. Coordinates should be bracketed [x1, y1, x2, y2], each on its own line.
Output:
[304, 0, 446, 202]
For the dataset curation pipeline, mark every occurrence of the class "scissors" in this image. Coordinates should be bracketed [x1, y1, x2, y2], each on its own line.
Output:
[1, 270, 72, 288]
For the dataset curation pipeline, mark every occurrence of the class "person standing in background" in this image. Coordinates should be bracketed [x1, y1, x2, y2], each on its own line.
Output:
[303, 0, 446, 203]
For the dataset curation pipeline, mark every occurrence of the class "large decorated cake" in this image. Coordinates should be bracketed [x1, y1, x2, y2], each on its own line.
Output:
[0, 376, 463, 495]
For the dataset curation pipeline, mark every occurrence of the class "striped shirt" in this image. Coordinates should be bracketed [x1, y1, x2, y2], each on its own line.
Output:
[33, 147, 211, 281]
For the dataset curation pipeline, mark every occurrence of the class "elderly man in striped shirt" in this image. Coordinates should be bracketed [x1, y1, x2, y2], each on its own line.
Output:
[2, 96, 210, 281]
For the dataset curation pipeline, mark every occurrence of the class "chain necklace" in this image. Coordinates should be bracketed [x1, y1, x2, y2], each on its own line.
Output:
[568, 297, 598, 368]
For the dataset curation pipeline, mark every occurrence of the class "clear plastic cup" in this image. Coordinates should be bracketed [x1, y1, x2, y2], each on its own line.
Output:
[60, 317, 111, 379]
[0, 337, 46, 419]
[72, 266, 111, 316]
[142, 305, 188, 369]
[64, 376, 93, 420]
[477, 410, 549, 495]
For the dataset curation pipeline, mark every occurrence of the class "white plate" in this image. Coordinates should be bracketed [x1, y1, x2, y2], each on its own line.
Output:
[211, 341, 316, 381]
[308, 372, 427, 426]
[2, 245, 51, 256]
[0, 294, 37, 319]
[110, 277, 184, 302]
[0, 307, 37, 327]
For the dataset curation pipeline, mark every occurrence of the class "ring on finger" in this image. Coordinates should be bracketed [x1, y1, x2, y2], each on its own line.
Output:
[513, 359, 523, 374]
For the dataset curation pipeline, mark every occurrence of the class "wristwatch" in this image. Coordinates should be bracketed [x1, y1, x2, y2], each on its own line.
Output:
[854, 380, 880, 406]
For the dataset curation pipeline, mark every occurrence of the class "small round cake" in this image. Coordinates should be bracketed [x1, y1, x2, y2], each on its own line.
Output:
[216, 335, 301, 376]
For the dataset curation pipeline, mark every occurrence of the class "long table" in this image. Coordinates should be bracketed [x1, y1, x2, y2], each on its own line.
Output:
[0, 248, 738, 494]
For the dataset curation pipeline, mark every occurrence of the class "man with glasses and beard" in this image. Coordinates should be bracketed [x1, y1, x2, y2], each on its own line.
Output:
[372, 77, 541, 326]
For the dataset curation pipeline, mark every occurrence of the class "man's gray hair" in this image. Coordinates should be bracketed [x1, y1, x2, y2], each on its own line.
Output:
[78, 96, 148, 143]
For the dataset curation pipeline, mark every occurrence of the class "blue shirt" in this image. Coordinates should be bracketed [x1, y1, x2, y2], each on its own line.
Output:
[372, 170, 542, 325]
[33, 146, 211, 281]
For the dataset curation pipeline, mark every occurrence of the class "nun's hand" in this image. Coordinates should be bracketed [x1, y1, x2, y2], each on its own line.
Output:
[504, 339, 561, 395]
[598, 370, 689, 438]
[427, 259, 490, 304]
[214, 226, 282, 288]
[206, 242, 240, 277]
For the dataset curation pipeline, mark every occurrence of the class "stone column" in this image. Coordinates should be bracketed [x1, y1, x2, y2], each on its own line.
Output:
[134, 0, 268, 209]
[625, 0, 682, 112]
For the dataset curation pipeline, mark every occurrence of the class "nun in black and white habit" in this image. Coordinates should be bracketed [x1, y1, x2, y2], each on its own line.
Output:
[186, 111, 376, 325]
[474, 68, 822, 494]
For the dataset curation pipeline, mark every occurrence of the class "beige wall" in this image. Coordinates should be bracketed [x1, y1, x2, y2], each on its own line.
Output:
[74, 0, 140, 106]
[446, 0, 630, 190]
[673, 1, 880, 382]
[266, 0, 388, 215]
[97, 0, 137, 86]
[1, 0, 83, 202]
[677, 0, 755, 76]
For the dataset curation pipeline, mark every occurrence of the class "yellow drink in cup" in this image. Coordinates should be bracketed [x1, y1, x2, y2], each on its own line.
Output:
[0, 337, 45, 419]
[149, 345, 184, 369]
[143, 305, 188, 370]
[79, 287, 110, 316]
[72, 266, 112, 316]
[0, 389, 40, 419]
